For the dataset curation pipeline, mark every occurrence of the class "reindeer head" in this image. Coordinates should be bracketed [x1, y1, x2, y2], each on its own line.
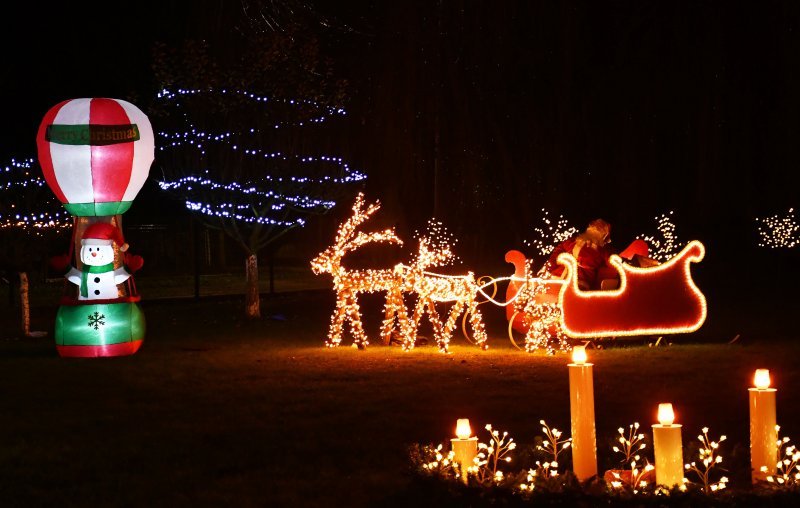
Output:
[311, 192, 403, 276]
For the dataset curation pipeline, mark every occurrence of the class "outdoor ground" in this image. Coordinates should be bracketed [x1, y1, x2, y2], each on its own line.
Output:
[1, 277, 799, 506]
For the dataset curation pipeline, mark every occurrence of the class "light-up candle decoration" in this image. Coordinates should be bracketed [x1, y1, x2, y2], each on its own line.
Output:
[750, 368, 778, 483]
[568, 345, 597, 480]
[451, 418, 478, 483]
[652, 403, 683, 487]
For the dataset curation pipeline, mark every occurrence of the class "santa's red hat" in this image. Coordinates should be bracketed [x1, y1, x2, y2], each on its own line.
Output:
[81, 222, 129, 252]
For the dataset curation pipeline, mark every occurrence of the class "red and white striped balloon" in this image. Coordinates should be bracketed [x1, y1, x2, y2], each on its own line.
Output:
[36, 98, 154, 216]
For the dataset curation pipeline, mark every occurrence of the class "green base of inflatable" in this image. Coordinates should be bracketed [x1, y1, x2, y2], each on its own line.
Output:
[55, 301, 145, 358]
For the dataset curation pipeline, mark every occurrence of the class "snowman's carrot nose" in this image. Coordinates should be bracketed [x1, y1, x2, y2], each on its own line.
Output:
[91, 252, 97, 257]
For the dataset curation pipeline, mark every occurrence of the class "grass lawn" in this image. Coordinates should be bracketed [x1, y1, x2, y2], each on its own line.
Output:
[1, 288, 800, 506]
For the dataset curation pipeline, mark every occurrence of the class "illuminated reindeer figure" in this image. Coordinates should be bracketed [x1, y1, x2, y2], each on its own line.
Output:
[383, 234, 488, 353]
[505, 250, 569, 354]
[311, 193, 403, 349]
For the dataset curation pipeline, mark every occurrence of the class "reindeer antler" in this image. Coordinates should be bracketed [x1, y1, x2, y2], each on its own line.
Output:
[333, 193, 381, 248]
[311, 193, 404, 275]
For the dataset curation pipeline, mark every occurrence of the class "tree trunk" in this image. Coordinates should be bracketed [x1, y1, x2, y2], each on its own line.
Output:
[19, 271, 30, 337]
[191, 217, 200, 300]
[245, 254, 261, 319]
[268, 251, 275, 295]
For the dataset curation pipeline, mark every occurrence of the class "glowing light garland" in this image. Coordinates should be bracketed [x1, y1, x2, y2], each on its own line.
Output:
[0, 158, 71, 234]
[156, 88, 364, 226]
[638, 211, 682, 262]
[756, 208, 799, 249]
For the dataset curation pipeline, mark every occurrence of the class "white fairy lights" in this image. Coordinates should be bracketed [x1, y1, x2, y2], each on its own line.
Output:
[638, 211, 682, 262]
[156, 87, 346, 128]
[524, 209, 578, 257]
[156, 87, 363, 227]
[0, 158, 71, 234]
[756, 208, 799, 249]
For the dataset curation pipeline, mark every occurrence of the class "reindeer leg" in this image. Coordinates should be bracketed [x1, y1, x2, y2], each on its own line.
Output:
[380, 288, 400, 346]
[346, 298, 369, 350]
[467, 297, 488, 350]
[427, 300, 449, 353]
[327, 293, 349, 347]
[395, 293, 413, 350]
[439, 300, 465, 353]
[405, 297, 427, 351]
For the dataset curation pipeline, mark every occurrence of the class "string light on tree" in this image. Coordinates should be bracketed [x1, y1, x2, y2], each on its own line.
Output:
[156, 87, 346, 128]
[755, 208, 799, 249]
[0, 158, 71, 234]
[156, 88, 366, 228]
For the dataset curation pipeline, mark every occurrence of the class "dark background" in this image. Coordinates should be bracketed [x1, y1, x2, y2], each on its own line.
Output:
[2, 0, 799, 294]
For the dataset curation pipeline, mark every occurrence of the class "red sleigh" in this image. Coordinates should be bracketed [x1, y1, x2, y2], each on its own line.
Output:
[504, 241, 707, 342]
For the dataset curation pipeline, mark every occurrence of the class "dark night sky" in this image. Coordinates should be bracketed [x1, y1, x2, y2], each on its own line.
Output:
[3, 1, 800, 279]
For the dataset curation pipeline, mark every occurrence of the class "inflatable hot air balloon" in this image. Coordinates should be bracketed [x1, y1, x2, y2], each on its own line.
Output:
[36, 98, 154, 216]
[38, 98, 152, 358]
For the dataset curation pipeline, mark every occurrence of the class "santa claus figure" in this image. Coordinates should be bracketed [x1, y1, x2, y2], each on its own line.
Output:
[66, 222, 135, 300]
[541, 218, 616, 290]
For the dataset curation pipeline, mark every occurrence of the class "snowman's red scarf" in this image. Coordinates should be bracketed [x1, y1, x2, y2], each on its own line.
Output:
[80, 263, 114, 298]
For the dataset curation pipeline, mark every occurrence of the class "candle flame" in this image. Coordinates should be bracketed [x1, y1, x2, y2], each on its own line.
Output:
[658, 403, 675, 425]
[456, 418, 472, 439]
[754, 369, 771, 389]
[571, 345, 587, 365]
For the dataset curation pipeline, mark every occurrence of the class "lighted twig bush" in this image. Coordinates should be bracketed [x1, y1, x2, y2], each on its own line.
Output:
[524, 209, 578, 257]
[408, 421, 776, 502]
[755, 208, 800, 249]
[638, 211, 683, 262]
[765, 426, 800, 488]
[535, 419, 572, 475]
[473, 424, 517, 486]
[607, 422, 654, 493]
[683, 427, 729, 493]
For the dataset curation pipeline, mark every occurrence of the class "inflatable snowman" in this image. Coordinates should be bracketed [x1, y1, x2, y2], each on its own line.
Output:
[66, 223, 133, 300]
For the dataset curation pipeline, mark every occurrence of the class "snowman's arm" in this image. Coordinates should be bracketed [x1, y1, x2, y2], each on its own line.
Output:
[114, 267, 131, 284]
[66, 267, 81, 286]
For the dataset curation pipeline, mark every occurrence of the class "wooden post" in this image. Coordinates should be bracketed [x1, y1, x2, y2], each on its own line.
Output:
[245, 253, 261, 318]
[19, 272, 30, 337]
